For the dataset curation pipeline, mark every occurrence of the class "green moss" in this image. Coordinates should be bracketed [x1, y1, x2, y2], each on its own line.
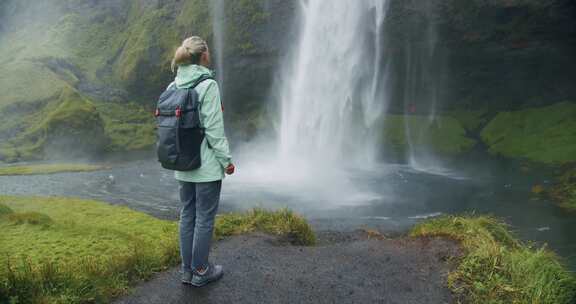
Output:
[0, 2, 71, 109]
[95, 102, 156, 151]
[446, 109, 490, 133]
[382, 115, 476, 156]
[7, 211, 54, 227]
[0, 95, 156, 162]
[104, 123, 156, 151]
[0, 148, 19, 163]
[39, 88, 102, 129]
[411, 215, 576, 304]
[0, 86, 108, 161]
[0, 196, 177, 266]
[0, 61, 64, 108]
[549, 166, 576, 211]
[0, 195, 179, 303]
[176, 0, 212, 37]
[0, 163, 105, 176]
[0, 203, 14, 216]
[114, 7, 177, 95]
[61, 10, 131, 84]
[224, 0, 270, 54]
[0, 0, 220, 162]
[233, 0, 271, 24]
[481, 102, 576, 164]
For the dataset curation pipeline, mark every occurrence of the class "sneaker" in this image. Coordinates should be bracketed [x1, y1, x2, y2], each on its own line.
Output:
[190, 263, 224, 287]
[181, 271, 194, 285]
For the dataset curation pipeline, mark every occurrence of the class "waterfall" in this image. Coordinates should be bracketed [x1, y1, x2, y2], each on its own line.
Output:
[395, 2, 453, 175]
[226, 0, 458, 202]
[278, 0, 390, 166]
[211, 0, 226, 86]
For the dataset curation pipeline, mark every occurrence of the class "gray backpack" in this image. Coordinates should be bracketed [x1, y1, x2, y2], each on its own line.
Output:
[155, 76, 212, 171]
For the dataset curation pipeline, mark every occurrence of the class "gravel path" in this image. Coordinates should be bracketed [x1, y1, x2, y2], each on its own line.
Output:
[114, 232, 460, 304]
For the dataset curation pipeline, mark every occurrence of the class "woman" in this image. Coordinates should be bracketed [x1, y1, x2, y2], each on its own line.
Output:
[168, 36, 235, 287]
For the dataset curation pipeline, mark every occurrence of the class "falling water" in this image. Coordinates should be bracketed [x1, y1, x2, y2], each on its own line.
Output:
[229, 0, 459, 207]
[211, 0, 226, 86]
[395, 2, 455, 176]
[278, 0, 390, 166]
[276, 0, 456, 177]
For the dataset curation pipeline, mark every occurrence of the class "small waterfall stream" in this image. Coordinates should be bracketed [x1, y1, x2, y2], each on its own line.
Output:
[396, 1, 451, 174]
[211, 0, 226, 86]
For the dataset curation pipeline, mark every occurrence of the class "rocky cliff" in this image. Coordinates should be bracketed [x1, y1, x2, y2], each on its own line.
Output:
[0, 0, 293, 162]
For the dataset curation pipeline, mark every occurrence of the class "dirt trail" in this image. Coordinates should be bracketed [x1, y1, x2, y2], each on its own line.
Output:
[114, 232, 460, 304]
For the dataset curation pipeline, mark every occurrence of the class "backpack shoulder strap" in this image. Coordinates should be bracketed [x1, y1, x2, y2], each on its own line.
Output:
[189, 74, 214, 89]
[187, 75, 215, 150]
[166, 81, 177, 90]
[166, 75, 214, 91]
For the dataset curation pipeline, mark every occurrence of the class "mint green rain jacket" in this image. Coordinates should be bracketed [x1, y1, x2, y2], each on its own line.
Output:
[168, 64, 232, 182]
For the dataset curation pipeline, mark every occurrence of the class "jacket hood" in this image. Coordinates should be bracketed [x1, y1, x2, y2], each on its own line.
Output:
[175, 64, 214, 88]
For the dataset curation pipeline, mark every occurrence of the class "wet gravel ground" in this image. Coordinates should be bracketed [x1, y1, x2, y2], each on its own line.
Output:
[114, 232, 460, 304]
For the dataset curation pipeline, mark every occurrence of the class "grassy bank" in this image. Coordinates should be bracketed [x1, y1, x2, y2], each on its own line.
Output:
[549, 166, 576, 212]
[411, 215, 576, 304]
[0, 163, 106, 176]
[381, 115, 476, 157]
[480, 102, 576, 164]
[0, 196, 315, 303]
[2, 196, 573, 303]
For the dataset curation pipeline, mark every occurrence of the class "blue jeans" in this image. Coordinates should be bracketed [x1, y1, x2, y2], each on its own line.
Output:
[178, 180, 222, 273]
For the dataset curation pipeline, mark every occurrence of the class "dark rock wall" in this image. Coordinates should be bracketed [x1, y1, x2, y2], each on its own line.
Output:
[385, 0, 576, 112]
[216, 0, 297, 140]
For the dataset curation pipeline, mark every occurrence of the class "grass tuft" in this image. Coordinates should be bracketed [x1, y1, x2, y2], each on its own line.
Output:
[548, 165, 576, 212]
[215, 208, 316, 246]
[411, 215, 576, 304]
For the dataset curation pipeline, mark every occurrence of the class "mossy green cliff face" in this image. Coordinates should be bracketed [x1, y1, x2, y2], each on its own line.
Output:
[379, 101, 576, 167]
[0, 0, 292, 162]
[214, 0, 296, 140]
[480, 102, 576, 164]
[0, 1, 173, 161]
[0, 87, 108, 162]
[381, 115, 476, 159]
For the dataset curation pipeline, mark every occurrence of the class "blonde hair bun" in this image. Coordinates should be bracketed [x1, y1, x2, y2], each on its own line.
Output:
[171, 36, 208, 72]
